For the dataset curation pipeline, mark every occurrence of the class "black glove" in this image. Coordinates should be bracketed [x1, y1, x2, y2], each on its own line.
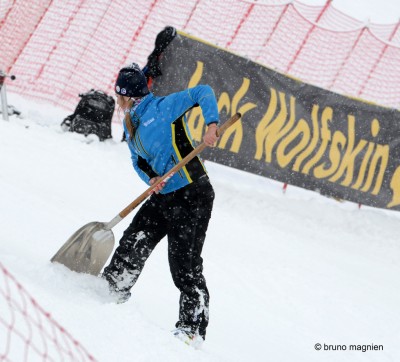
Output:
[153, 26, 177, 56]
[145, 26, 177, 79]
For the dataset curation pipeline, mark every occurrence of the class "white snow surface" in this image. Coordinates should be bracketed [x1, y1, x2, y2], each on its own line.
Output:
[1, 89, 400, 362]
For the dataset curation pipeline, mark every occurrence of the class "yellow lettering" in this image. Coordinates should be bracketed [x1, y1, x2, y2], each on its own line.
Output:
[313, 131, 346, 178]
[329, 115, 367, 186]
[187, 61, 205, 141]
[293, 104, 319, 172]
[185, 61, 391, 203]
[255, 88, 278, 161]
[361, 144, 388, 195]
[186, 61, 254, 152]
[302, 106, 333, 174]
[218, 78, 256, 153]
[254, 90, 292, 162]
[276, 118, 310, 168]
[352, 142, 375, 190]
[352, 119, 381, 190]
[388, 166, 400, 208]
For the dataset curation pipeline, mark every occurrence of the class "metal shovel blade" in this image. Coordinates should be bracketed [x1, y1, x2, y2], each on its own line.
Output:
[50, 222, 115, 276]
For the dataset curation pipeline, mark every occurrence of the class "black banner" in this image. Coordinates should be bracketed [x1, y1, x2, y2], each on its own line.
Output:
[153, 31, 400, 212]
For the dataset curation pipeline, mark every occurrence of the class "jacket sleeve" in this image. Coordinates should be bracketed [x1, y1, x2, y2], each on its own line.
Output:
[168, 85, 219, 125]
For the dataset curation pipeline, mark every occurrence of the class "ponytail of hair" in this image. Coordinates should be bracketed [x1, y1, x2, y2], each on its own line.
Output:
[123, 98, 135, 140]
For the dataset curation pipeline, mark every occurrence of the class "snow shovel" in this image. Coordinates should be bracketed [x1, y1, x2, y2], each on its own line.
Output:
[50, 113, 241, 276]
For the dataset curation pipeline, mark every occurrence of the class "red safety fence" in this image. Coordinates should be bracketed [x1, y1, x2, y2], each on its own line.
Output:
[0, 262, 96, 361]
[1, 0, 400, 110]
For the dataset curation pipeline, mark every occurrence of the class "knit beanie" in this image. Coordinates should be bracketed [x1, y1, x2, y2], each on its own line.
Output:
[115, 63, 149, 98]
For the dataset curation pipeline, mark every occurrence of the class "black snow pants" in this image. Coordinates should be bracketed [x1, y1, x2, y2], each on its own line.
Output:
[103, 176, 214, 339]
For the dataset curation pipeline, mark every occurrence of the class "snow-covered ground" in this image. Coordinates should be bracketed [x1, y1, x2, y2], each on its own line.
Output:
[1, 86, 400, 362]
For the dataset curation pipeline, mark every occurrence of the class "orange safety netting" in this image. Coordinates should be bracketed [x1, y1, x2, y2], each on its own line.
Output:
[0, 262, 96, 361]
[1, 0, 399, 110]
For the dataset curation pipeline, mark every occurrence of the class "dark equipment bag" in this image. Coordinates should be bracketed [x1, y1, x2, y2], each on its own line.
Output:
[61, 89, 115, 141]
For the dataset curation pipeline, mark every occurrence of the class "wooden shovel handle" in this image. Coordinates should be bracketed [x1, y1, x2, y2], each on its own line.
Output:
[118, 112, 241, 219]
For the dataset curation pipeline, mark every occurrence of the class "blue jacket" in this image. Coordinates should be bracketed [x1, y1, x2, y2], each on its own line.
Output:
[123, 85, 219, 194]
